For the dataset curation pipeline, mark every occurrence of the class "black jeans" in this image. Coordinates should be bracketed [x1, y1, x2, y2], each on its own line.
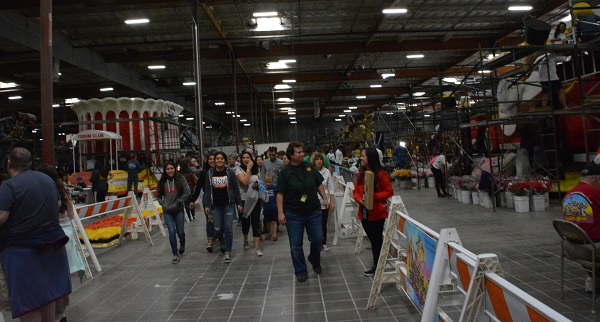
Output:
[431, 167, 448, 197]
[241, 202, 262, 237]
[362, 218, 385, 268]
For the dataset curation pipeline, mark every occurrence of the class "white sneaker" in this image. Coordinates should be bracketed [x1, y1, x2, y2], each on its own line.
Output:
[322, 245, 329, 251]
[255, 249, 263, 257]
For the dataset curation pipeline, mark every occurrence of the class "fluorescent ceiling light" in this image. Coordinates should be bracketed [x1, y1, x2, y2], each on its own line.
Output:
[279, 59, 296, 63]
[356, 96, 366, 99]
[280, 107, 292, 111]
[398, 107, 406, 110]
[413, 92, 426, 96]
[382, 8, 408, 14]
[381, 73, 395, 79]
[225, 111, 232, 114]
[183, 82, 196, 86]
[65, 98, 79, 104]
[560, 15, 572, 22]
[125, 18, 149, 24]
[349, 106, 357, 109]
[478, 70, 492, 74]
[255, 17, 285, 31]
[178, 114, 183, 117]
[0, 82, 17, 88]
[335, 119, 342, 121]
[215, 102, 225, 106]
[267, 62, 289, 70]
[370, 84, 382, 88]
[289, 117, 296, 120]
[343, 109, 351, 113]
[288, 109, 296, 112]
[8, 96, 21, 100]
[202, 121, 206, 124]
[508, 6, 532, 11]
[290, 121, 297, 124]
[52, 104, 59, 107]
[239, 119, 248, 122]
[424, 114, 431, 117]
[386, 112, 393, 115]
[288, 112, 296, 115]
[253, 12, 278, 17]
[147, 65, 165, 70]
[244, 123, 251, 126]
[406, 54, 424, 59]
[338, 114, 345, 117]
[277, 97, 293, 102]
[274, 84, 290, 90]
[186, 117, 194, 121]
[443, 77, 459, 83]
[100, 87, 113, 92]
[282, 79, 296, 83]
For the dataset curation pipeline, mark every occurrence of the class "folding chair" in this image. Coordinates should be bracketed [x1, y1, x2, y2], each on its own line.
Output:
[552, 219, 600, 314]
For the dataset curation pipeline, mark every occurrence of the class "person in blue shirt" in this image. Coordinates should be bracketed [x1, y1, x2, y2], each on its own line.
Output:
[392, 143, 408, 169]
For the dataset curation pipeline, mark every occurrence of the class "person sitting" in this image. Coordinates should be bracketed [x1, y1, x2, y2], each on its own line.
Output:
[562, 161, 600, 292]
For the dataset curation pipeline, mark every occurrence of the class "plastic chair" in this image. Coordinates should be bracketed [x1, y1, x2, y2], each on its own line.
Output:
[552, 219, 600, 314]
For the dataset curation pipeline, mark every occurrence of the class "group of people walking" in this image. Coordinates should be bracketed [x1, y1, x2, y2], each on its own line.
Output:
[155, 142, 394, 284]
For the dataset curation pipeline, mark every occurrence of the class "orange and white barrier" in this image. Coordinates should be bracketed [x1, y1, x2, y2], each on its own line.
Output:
[369, 197, 570, 321]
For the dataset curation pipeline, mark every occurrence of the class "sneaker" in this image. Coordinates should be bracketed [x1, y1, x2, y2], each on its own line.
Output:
[224, 253, 232, 263]
[220, 242, 226, 254]
[178, 244, 185, 255]
[322, 245, 329, 251]
[313, 265, 322, 274]
[296, 274, 308, 282]
[172, 256, 179, 264]
[256, 249, 263, 257]
[244, 240, 250, 250]
[364, 266, 376, 276]
[206, 243, 213, 253]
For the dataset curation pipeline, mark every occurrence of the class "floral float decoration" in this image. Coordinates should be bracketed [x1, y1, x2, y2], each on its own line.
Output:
[340, 113, 375, 146]
[80, 211, 159, 244]
[392, 169, 412, 180]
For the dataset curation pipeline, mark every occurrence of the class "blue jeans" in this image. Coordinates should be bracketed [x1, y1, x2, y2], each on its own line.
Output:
[284, 209, 323, 276]
[163, 211, 185, 256]
[212, 203, 235, 252]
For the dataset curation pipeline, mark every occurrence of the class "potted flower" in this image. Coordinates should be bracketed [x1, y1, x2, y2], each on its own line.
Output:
[507, 179, 531, 213]
[392, 169, 412, 189]
[528, 177, 551, 211]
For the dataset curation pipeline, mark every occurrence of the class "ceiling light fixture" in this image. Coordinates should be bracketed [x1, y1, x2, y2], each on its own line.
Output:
[65, 98, 79, 104]
[282, 79, 296, 83]
[370, 84, 382, 88]
[424, 114, 431, 117]
[239, 119, 248, 122]
[267, 62, 289, 70]
[382, 8, 408, 14]
[274, 84, 291, 90]
[508, 6, 532, 11]
[381, 73, 395, 79]
[280, 107, 292, 111]
[100, 87, 113, 92]
[349, 106, 357, 109]
[226, 111, 233, 114]
[288, 112, 296, 115]
[478, 70, 492, 74]
[290, 121, 297, 124]
[253, 12, 278, 17]
[125, 18, 149, 24]
[52, 104, 59, 107]
[186, 117, 194, 121]
[413, 92, 426, 96]
[356, 96, 366, 99]
[215, 102, 225, 106]
[8, 96, 21, 100]
[338, 114, 345, 117]
[0, 82, 17, 89]
[255, 17, 285, 31]
[183, 82, 196, 86]
[178, 114, 183, 117]
[406, 54, 424, 59]
[335, 119, 342, 121]
[560, 15, 572, 22]
[343, 109, 351, 113]
[244, 123, 251, 126]
[147, 65, 165, 69]
[279, 59, 296, 63]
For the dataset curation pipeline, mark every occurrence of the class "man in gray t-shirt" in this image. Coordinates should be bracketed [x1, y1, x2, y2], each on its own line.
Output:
[262, 147, 284, 184]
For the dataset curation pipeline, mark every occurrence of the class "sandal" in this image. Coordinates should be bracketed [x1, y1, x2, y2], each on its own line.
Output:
[272, 236, 278, 241]
[265, 233, 272, 240]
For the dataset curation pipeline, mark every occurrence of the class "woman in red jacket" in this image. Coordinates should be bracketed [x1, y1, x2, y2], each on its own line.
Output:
[353, 147, 394, 276]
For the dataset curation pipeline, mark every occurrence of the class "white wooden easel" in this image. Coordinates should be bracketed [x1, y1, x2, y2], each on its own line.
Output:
[333, 178, 359, 246]
[140, 188, 167, 237]
[119, 191, 153, 245]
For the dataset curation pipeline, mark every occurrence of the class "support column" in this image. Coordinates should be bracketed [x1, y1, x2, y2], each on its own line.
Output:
[40, 0, 54, 164]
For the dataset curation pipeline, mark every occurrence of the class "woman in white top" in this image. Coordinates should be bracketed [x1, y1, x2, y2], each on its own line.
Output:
[549, 22, 567, 44]
[235, 151, 263, 255]
[311, 152, 335, 251]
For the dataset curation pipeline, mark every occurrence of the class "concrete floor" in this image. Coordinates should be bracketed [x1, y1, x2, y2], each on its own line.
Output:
[2, 186, 595, 321]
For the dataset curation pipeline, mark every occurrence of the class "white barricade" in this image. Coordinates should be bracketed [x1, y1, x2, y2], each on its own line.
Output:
[332, 174, 360, 246]
[140, 188, 166, 237]
[365, 197, 570, 322]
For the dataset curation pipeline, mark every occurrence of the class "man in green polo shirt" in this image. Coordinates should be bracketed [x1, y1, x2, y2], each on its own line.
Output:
[277, 141, 329, 282]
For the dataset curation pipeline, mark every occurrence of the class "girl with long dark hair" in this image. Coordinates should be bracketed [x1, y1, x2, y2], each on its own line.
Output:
[235, 151, 264, 256]
[157, 161, 191, 264]
[353, 148, 394, 276]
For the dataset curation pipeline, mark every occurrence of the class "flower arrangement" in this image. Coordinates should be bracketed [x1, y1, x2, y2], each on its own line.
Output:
[530, 177, 552, 194]
[425, 170, 434, 178]
[506, 179, 531, 196]
[392, 169, 412, 180]
[80, 212, 156, 244]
